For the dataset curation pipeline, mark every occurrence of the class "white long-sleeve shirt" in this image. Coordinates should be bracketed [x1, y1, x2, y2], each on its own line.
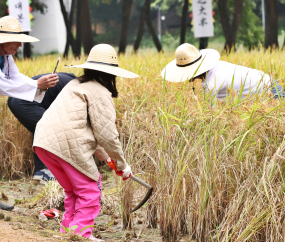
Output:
[202, 61, 272, 100]
[0, 55, 45, 102]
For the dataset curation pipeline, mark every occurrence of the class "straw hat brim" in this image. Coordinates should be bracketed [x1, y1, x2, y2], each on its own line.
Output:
[65, 62, 139, 79]
[161, 49, 220, 83]
[0, 33, 39, 44]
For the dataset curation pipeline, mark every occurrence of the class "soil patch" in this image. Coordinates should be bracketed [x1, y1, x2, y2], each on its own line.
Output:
[0, 175, 165, 241]
[0, 219, 59, 242]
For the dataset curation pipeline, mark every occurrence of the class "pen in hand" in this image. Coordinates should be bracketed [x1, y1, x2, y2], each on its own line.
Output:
[53, 57, 60, 74]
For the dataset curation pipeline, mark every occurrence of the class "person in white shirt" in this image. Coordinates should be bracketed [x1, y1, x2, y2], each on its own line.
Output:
[0, 16, 59, 103]
[0, 16, 60, 193]
[161, 43, 283, 100]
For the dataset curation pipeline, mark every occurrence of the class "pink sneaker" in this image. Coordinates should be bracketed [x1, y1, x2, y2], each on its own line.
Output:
[89, 235, 104, 242]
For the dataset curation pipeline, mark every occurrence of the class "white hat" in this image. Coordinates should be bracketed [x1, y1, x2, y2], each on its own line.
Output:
[66, 44, 139, 79]
[0, 16, 39, 44]
[161, 43, 220, 82]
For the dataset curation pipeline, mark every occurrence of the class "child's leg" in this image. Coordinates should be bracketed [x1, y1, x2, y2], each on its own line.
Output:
[60, 163, 102, 238]
[61, 191, 76, 232]
[36, 147, 102, 238]
[35, 147, 77, 232]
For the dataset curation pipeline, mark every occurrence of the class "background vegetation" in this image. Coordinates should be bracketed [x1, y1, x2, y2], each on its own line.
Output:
[1, 0, 285, 55]
[1, 48, 285, 240]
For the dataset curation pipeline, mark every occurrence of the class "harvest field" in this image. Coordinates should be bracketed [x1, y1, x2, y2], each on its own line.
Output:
[1, 48, 285, 241]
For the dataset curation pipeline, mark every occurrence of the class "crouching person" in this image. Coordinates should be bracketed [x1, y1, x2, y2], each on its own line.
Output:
[33, 44, 139, 241]
[161, 43, 285, 101]
[8, 72, 77, 183]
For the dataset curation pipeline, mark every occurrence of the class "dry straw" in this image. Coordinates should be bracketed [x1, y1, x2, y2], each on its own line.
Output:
[1, 48, 285, 241]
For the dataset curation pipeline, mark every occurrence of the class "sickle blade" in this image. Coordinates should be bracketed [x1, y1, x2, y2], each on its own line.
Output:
[131, 187, 153, 213]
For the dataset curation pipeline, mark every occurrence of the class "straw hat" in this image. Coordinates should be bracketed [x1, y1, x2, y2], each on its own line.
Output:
[161, 43, 220, 82]
[66, 44, 139, 79]
[0, 16, 39, 44]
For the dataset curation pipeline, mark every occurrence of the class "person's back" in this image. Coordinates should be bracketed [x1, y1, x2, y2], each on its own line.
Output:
[34, 78, 121, 181]
[161, 43, 284, 101]
[8, 72, 76, 184]
[202, 61, 272, 99]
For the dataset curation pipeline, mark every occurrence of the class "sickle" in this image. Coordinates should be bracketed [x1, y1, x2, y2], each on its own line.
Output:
[107, 160, 153, 212]
[129, 175, 153, 213]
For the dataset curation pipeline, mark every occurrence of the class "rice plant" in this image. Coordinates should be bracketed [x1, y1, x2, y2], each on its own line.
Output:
[1, 48, 285, 240]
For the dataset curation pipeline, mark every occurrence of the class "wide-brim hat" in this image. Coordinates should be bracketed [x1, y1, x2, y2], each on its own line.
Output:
[66, 44, 139, 79]
[161, 43, 220, 82]
[0, 16, 39, 44]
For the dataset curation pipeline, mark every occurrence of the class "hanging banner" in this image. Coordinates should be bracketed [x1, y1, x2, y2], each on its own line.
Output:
[8, 0, 31, 31]
[192, 0, 214, 38]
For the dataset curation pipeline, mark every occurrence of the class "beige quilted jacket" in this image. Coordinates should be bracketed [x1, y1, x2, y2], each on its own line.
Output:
[33, 79, 127, 181]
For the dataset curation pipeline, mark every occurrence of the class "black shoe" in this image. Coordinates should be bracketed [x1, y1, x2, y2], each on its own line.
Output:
[0, 202, 14, 211]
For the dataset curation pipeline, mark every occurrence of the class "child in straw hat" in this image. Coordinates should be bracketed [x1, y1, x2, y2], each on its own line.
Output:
[33, 44, 139, 241]
[0, 16, 59, 102]
[161, 43, 284, 100]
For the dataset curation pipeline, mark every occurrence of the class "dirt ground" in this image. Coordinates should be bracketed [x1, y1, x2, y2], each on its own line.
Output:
[0, 174, 166, 242]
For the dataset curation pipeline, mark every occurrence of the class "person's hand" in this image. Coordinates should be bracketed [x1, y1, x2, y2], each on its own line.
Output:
[106, 158, 132, 181]
[37, 73, 59, 89]
[115, 165, 132, 181]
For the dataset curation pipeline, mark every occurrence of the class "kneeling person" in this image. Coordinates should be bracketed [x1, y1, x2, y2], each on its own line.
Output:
[8, 72, 76, 183]
[161, 43, 284, 100]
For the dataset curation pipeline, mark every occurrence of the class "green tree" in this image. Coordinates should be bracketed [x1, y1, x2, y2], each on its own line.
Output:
[119, 0, 133, 54]
[265, 0, 278, 49]
[88, 0, 123, 45]
[0, 0, 7, 18]
[133, 0, 163, 53]
[0, 0, 47, 18]
[236, 0, 263, 50]
[30, 0, 47, 14]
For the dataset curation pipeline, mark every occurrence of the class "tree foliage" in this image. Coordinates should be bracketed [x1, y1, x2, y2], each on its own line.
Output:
[236, 0, 263, 49]
[0, 1, 6, 18]
[0, 0, 47, 18]
[30, 0, 47, 14]
[89, 0, 122, 25]
[151, 0, 186, 16]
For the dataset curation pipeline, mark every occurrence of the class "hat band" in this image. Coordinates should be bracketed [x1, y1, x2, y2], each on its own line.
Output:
[87, 61, 118, 67]
[0, 30, 23, 34]
[176, 54, 202, 67]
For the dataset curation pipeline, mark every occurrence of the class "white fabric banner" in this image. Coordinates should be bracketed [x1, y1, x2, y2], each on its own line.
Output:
[192, 0, 214, 38]
[8, 0, 31, 32]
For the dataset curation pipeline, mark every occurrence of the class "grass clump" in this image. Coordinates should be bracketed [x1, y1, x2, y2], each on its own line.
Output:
[32, 181, 65, 210]
[4, 216, 11, 221]
[0, 213, 4, 219]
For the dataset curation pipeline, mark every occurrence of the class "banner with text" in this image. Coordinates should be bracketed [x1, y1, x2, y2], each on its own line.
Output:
[193, 0, 213, 38]
[8, 0, 31, 32]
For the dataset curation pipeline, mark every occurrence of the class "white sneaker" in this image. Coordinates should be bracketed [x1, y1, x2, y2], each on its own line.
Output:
[33, 168, 56, 184]
[89, 235, 105, 242]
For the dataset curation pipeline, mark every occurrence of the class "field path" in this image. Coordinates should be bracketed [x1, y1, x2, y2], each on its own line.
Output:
[0, 219, 57, 242]
[0, 177, 164, 241]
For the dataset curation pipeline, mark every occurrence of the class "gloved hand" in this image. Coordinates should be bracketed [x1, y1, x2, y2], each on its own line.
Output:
[116, 165, 132, 181]
[106, 158, 132, 181]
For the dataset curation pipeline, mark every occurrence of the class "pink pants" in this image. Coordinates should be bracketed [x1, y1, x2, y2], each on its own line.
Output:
[35, 147, 102, 238]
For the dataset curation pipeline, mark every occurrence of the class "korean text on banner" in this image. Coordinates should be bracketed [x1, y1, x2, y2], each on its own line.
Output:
[8, 0, 31, 32]
[193, 0, 214, 38]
